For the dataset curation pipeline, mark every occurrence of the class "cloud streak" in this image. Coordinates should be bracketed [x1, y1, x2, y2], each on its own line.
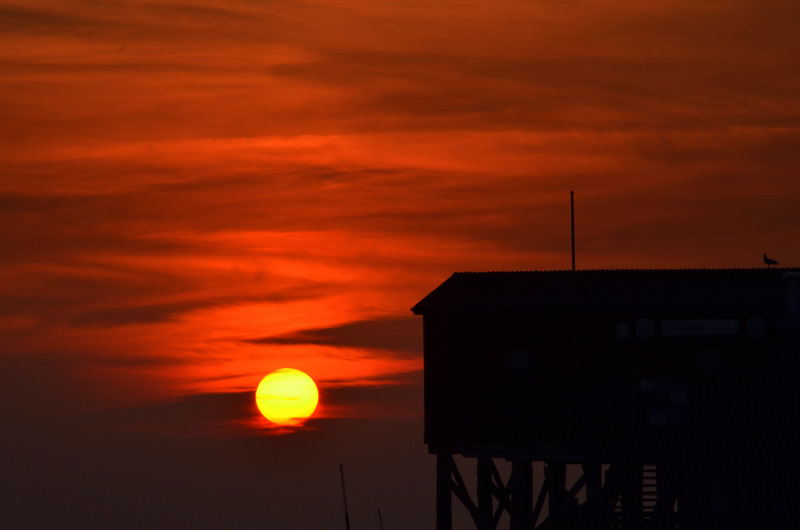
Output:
[246, 315, 421, 355]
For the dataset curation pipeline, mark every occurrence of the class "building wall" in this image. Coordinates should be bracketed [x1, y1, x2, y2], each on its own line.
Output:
[423, 306, 798, 461]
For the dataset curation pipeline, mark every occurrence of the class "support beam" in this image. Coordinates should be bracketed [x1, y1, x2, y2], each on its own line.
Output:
[436, 454, 453, 530]
[477, 457, 494, 529]
[547, 461, 567, 527]
[490, 461, 513, 525]
[583, 461, 603, 530]
[438, 454, 685, 529]
[532, 476, 548, 527]
[510, 459, 533, 530]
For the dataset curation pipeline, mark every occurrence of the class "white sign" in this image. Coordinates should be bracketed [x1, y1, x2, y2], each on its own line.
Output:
[661, 319, 739, 336]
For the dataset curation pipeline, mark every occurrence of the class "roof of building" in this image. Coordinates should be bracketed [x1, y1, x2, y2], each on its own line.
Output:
[411, 268, 800, 314]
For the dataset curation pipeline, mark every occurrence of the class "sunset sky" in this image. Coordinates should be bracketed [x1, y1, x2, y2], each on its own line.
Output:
[2, 0, 800, 527]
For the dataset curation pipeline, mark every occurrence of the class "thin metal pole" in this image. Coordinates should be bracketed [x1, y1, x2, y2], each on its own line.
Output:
[571, 191, 578, 349]
[340, 463, 352, 530]
[570, 190, 576, 272]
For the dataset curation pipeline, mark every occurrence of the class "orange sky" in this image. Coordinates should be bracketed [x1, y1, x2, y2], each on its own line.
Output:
[3, 0, 800, 423]
[2, 0, 800, 525]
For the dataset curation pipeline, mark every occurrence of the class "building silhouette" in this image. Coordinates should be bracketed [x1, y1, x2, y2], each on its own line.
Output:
[412, 268, 800, 529]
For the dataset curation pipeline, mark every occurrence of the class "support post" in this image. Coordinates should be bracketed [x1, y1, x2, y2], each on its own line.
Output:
[437, 454, 453, 530]
[477, 457, 494, 528]
[570, 190, 576, 273]
[570, 190, 578, 350]
[510, 459, 533, 530]
[547, 461, 567, 527]
[583, 460, 603, 529]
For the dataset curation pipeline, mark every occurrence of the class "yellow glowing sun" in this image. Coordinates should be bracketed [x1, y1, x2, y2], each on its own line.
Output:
[255, 368, 319, 425]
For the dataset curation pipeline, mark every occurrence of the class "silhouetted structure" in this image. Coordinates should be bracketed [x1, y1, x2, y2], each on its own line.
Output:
[412, 268, 800, 529]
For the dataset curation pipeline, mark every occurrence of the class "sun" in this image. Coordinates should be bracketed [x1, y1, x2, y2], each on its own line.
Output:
[255, 368, 319, 426]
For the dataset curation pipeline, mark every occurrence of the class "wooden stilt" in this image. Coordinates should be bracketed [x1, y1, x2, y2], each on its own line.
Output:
[510, 459, 532, 530]
[436, 454, 453, 530]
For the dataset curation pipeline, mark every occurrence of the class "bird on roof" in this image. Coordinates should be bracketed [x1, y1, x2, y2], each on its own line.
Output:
[763, 253, 778, 267]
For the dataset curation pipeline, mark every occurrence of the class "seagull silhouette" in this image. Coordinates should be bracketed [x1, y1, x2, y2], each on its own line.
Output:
[763, 253, 778, 267]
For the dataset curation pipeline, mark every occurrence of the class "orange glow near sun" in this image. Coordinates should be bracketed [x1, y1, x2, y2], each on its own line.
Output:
[255, 368, 319, 426]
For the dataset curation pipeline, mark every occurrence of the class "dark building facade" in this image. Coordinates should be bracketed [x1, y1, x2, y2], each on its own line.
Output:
[412, 268, 800, 529]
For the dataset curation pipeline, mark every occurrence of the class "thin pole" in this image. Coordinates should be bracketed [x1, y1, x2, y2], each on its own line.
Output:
[570, 190, 576, 272]
[340, 463, 351, 530]
[378, 508, 385, 530]
[571, 191, 578, 350]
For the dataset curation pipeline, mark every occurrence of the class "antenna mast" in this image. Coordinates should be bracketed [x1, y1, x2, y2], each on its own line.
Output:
[571, 191, 578, 350]
[570, 190, 576, 272]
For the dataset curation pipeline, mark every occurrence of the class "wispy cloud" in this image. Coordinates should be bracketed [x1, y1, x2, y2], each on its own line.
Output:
[247, 315, 421, 355]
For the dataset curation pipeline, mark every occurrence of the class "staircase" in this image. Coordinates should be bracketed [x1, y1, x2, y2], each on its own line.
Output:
[609, 464, 667, 529]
